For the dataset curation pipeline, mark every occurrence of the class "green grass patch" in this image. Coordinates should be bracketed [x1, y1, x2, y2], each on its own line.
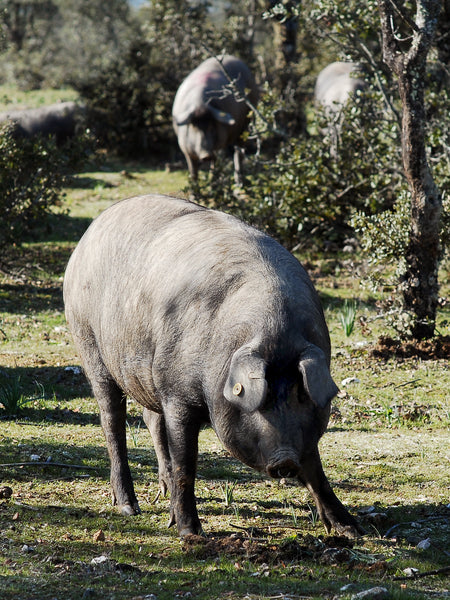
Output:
[0, 86, 79, 111]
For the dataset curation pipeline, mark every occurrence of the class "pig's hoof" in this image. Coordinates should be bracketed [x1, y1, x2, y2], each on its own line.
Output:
[333, 521, 365, 539]
[120, 504, 141, 516]
[179, 526, 205, 539]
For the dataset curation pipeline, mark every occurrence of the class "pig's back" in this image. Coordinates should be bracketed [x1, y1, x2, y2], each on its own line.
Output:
[64, 194, 323, 406]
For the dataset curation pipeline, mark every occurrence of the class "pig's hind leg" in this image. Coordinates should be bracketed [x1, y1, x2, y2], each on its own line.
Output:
[73, 330, 140, 516]
[142, 409, 172, 498]
[95, 378, 141, 515]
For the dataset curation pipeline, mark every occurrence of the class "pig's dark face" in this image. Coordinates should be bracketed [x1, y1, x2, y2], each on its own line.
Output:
[177, 110, 229, 164]
[212, 341, 336, 479]
[223, 381, 328, 478]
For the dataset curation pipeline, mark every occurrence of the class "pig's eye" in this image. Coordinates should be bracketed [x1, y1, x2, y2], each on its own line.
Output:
[263, 376, 295, 411]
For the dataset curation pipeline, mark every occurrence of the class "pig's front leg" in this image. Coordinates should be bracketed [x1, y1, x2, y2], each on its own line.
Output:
[163, 402, 203, 537]
[298, 447, 363, 538]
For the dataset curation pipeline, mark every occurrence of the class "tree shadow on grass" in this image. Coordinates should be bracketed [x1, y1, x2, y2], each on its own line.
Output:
[36, 213, 93, 243]
[0, 365, 91, 406]
[1, 213, 90, 273]
[0, 281, 64, 314]
[0, 439, 110, 480]
[0, 437, 158, 483]
[0, 501, 166, 600]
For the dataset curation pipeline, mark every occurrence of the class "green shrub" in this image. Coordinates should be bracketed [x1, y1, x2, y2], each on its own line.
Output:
[0, 123, 90, 251]
[195, 85, 402, 250]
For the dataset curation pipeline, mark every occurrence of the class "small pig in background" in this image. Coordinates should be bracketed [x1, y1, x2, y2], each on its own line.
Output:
[172, 55, 258, 182]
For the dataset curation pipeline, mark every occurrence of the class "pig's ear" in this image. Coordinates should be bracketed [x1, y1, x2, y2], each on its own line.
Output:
[298, 345, 339, 409]
[224, 346, 267, 412]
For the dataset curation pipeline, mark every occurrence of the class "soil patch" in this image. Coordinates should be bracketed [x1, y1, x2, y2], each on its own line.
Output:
[371, 335, 450, 360]
[182, 532, 355, 565]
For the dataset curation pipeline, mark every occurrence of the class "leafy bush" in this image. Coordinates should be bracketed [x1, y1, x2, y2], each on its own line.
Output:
[0, 123, 90, 251]
[195, 83, 403, 250]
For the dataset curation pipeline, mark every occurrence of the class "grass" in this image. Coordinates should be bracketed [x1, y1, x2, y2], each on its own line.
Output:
[0, 86, 79, 111]
[0, 152, 449, 599]
[339, 299, 357, 337]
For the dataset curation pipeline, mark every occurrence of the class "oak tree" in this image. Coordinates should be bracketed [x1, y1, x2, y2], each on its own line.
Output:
[378, 0, 442, 339]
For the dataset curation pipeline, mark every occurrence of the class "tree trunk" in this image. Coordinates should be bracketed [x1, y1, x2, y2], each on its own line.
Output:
[268, 1, 299, 91]
[378, 0, 442, 339]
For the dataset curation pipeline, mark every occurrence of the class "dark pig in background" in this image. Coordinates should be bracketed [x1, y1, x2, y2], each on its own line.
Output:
[172, 55, 258, 181]
[0, 101, 84, 145]
[63, 194, 361, 538]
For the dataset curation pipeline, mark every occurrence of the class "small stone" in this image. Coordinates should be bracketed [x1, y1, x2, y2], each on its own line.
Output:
[358, 505, 376, 515]
[341, 377, 361, 387]
[65, 366, 82, 374]
[91, 555, 110, 565]
[93, 529, 105, 542]
[416, 538, 431, 550]
[0, 486, 13, 499]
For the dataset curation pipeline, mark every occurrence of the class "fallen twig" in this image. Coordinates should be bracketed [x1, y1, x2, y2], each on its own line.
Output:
[0, 461, 97, 470]
[152, 489, 162, 504]
[393, 378, 421, 389]
[393, 565, 450, 581]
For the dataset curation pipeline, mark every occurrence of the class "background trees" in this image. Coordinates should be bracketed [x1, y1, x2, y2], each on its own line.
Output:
[0, 0, 447, 340]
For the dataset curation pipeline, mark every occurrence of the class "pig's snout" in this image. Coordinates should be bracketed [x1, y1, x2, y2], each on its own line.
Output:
[267, 453, 300, 479]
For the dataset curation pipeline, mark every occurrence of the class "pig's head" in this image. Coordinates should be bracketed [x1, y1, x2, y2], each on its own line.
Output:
[214, 340, 339, 479]
[175, 103, 235, 163]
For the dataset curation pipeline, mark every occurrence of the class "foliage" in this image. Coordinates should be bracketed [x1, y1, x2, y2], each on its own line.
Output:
[0, 373, 25, 414]
[196, 82, 402, 250]
[0, 123, 90, 252]
[351, 190, 410, 288]
[196, 1, 449, 340]
[0, 373, 46, 414]
[0, 0, 134, 89]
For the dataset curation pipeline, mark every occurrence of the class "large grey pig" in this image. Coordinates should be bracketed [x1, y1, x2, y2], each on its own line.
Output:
[63, 194, 361, 538]
[0, 101, 83, 145]
[172, 55, 258, 181]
